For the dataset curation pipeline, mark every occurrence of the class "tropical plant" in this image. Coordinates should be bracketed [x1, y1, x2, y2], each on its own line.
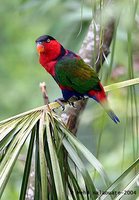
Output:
[0, 77, 139, 199]
[0, 0, 139, 200]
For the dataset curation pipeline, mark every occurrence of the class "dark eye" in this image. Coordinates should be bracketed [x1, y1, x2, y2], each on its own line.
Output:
[46, 39, 51, 43]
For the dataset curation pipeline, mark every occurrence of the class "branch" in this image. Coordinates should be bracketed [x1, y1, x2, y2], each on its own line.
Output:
[39, 82, 49, 105]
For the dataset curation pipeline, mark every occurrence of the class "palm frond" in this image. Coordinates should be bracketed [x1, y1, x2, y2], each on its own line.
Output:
[0, 78, 139, 199]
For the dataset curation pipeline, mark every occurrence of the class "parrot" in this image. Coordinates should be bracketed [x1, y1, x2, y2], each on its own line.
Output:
[35, 35, 120, 124]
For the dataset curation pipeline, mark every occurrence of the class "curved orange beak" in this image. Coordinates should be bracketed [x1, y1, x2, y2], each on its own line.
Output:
[36, 43, 45, 54]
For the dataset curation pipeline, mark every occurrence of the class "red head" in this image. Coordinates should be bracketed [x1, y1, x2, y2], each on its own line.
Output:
[35, 35, 66, 64]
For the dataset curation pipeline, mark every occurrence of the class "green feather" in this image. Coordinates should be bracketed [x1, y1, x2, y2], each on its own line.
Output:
[55, 57, 100, 94]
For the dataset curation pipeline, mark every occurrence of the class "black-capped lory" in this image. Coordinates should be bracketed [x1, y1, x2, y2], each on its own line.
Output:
[35, 35, 120, 124]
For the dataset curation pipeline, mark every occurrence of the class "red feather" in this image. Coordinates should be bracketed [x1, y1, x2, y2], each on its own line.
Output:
[88, 82, 106, 103]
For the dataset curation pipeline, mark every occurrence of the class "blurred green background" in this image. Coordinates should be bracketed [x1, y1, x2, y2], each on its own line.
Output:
[0, 0, 139, 199]
[0, 0, 91, 120]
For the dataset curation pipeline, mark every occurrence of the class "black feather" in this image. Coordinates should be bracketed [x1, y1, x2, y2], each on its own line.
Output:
[35, 35, 55, 43]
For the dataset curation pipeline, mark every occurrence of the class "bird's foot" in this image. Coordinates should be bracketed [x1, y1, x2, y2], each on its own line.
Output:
[68, 101, 76, 108]
[72, 96, 86, 101]
[55, 98, 66, 111]
[78, 96, 86, 101]
[55, 96, 85, 111]
[68, 96, 80, 108]
[67, 96, 86, 108]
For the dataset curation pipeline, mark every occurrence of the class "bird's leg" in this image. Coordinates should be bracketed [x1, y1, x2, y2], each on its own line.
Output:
[55, 98, 66, 111]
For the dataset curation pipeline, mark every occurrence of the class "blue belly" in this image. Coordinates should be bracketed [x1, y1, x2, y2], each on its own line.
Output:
[62, 89, 84, 101]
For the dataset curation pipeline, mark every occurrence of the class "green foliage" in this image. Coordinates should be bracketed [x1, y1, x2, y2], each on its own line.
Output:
[0, 107, 108, 199]
[0, 105, 139, 199]
[0, 0, 90, 120]
[0, 0, 139, 199]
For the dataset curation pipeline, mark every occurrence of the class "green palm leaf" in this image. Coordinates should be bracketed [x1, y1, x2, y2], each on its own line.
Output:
[0, 78, 139, 199]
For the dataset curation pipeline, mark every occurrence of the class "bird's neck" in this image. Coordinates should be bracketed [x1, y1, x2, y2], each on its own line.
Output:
[39, 46, 66, 76]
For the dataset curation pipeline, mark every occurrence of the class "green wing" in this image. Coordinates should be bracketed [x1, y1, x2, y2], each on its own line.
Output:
[55, 57, 100, 94]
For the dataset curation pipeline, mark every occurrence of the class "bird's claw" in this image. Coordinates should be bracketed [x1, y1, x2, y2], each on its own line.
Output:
[55, 98, 66, 111]
[78, 96, 86, 100]
[67, 96, 86, 108]
[68, 101, 76, 108]
[54, 96, 86, 111]
[71, 96, 85, 101]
